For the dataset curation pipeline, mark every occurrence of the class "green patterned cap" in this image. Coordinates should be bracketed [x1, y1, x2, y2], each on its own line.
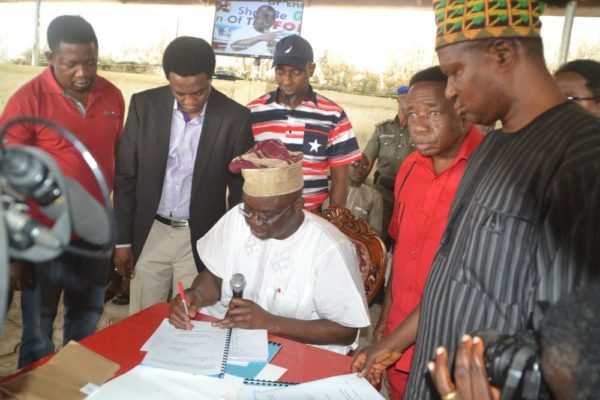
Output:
[433, 0, 545, 49]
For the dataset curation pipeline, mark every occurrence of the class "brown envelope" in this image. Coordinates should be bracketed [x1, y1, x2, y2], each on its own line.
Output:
[0, 341, 119, 400]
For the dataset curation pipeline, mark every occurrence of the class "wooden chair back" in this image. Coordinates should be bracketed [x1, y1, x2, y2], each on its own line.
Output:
[319, 205, 387, 305]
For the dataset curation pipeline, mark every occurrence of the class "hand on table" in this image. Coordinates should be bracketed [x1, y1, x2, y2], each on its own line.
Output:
[429, 335, 500, 400]
[351, 336, 402, 386]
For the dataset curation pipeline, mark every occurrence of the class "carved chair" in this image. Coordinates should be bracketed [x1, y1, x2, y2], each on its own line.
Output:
[319, 205, 387, 305]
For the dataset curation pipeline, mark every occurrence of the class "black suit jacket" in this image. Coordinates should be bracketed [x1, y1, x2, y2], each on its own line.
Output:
[114, 86, 254, 271]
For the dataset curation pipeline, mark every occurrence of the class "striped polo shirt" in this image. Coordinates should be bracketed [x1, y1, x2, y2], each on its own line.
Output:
[248, 87, 361, 210]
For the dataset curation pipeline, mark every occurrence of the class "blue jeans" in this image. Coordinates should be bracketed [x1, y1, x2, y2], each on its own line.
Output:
[18, 251, 108, 367]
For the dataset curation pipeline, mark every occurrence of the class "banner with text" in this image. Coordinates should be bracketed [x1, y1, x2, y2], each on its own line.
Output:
[212, 1, 304, 58]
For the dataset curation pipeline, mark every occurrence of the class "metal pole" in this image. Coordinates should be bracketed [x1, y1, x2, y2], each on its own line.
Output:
[557, 1, 577, 66]
[0, 194, 8, 332]
[31, 0, 41, 66]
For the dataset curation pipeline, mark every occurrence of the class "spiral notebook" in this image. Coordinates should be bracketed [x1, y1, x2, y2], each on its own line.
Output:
[141, 319, 232, 377]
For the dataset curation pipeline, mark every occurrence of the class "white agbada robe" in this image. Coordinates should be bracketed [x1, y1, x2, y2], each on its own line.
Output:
[198, 209, 370, 354]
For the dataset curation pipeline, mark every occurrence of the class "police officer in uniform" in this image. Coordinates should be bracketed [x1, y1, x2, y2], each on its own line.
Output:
[363, 86, 414, 247]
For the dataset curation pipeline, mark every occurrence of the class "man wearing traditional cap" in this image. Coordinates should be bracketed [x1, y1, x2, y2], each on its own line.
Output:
[353, 1, 600, 398]
[247, 35, 362, 212]
[363, 85, 413, 245]
[169, 139, 370, 354]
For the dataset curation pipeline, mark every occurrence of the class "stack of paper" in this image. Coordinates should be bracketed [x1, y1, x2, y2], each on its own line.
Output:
[227, 329, 269, 365]
[251, 374, 385, 400]
[86, 365, 245, 399]
[87, 369, 381, 400]
[225, 341, 283, 379]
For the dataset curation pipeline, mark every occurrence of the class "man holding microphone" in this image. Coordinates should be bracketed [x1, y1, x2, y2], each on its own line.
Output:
[169, 139, 369, 354]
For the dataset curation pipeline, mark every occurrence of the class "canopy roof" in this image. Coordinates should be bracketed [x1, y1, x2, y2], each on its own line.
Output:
[1, 0, 600, 16]
[3, 0, 597, 67]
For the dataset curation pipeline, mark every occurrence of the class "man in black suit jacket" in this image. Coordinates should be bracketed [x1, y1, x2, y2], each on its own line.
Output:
[113, 37, 253, 314]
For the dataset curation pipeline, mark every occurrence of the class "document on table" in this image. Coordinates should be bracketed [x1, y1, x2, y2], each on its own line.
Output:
[86, 365, 246, 400]
[252, 373, 385, 400]
[227, 328, 269, 364]
[141, 319, 230, 376]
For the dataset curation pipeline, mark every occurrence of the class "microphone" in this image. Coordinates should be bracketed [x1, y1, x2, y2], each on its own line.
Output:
[230, 273, 246, 299]
[4, 207, 62, 250]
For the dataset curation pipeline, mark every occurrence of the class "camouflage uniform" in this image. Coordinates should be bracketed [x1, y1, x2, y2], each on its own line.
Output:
[364, 117, 414, 245]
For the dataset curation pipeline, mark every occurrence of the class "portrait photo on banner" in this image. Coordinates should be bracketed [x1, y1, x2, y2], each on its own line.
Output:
[212, 0, 304, 58]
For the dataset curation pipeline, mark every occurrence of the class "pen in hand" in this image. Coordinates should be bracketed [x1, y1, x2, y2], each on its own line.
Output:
[177, 280, 190, 317]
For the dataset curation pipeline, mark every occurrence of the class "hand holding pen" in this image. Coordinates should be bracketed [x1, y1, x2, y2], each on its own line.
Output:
[177, 280, 193, 330]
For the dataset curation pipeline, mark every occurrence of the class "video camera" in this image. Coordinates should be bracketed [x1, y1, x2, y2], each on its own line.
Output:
[0, 117, 116, 328]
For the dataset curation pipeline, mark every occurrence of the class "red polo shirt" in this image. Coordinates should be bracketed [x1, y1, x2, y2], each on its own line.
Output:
[0, 67, 124, 203]
[386, 126, 483, 372]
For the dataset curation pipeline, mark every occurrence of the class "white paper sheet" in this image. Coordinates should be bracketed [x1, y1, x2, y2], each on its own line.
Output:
[253, 364, 287, 381]
[141, 319, 229, 376]
[227, 328, 269, 363]
[252, 373, 385, 400]
[236, 385, 282, 400]
[86, 365, 246, 399]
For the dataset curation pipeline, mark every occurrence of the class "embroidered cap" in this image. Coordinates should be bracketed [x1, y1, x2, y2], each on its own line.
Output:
[272, 35, 313, 70]
[433, 0, 546, 49]
[229, 139, 304, 197]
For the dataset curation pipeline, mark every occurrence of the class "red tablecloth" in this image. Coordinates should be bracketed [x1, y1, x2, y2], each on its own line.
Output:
[59, 303, 352, 383]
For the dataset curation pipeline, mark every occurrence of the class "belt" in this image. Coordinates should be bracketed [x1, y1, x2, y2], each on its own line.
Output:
[155, 215, 189, 229]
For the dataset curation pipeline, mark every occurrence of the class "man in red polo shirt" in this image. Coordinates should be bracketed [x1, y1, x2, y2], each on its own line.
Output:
[352, 66, 483, 399]
[0, 15, 124, 367]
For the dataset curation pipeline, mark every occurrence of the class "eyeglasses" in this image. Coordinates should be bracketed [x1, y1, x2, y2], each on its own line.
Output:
[566, 95, 597, 102]
[238, 202, 293, 225]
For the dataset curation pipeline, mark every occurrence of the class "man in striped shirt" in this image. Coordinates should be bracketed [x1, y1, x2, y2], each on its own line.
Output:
[247, 35, 361, 211]
[355, 1, 600, 398]
[407, 1, 600, 398]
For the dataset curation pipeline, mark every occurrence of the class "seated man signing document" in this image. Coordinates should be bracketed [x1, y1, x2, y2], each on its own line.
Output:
[169, 139, 370, 354]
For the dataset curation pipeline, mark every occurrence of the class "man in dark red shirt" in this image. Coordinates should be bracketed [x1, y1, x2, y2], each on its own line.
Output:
[0, 15, 124, 367]
[352, 66, 483, 399]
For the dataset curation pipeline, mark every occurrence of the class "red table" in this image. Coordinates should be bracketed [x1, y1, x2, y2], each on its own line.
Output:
[78, 303, 353, 383]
